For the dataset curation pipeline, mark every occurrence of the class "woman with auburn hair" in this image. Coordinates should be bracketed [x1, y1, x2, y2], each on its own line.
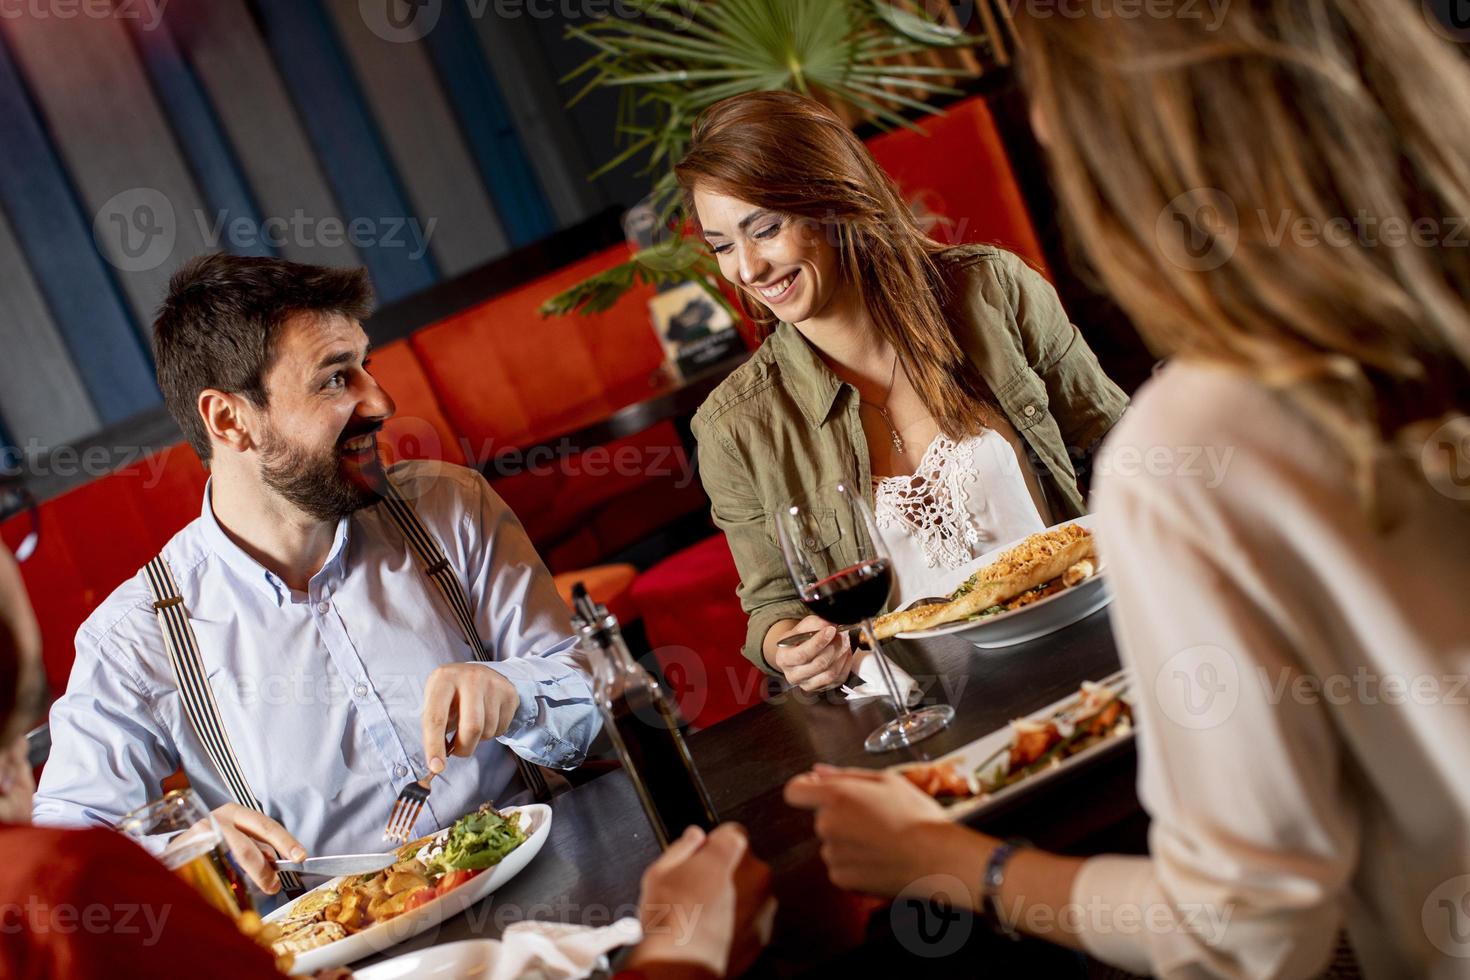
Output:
[788, 1, 1470, 977]
[679, 90, 1128, 690]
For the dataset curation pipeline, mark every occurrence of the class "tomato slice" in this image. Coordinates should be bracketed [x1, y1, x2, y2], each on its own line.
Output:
[402, 886, 436, 913]
[435, 868, 483, 896]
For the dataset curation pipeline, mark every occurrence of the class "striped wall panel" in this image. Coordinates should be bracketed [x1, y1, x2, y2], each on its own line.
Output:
[250, 0, 438, 302]
[0, 35, 158, 424]
[323, 0, 508, 277]
[0, 203, 101, 447]
[421, 0, 555, 246]
[128, 16, 275, 260]
[470, 8, 600, 228]
[0, 10, 214, 329]
[165, 0, 361, 269]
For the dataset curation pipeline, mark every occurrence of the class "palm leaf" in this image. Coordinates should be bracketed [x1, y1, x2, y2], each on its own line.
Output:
[543, 0, 993, 320]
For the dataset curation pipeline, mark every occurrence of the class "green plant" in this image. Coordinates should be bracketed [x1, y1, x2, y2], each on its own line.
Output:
[539, 0, 986, 319]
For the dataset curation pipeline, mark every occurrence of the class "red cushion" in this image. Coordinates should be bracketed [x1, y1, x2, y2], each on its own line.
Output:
[369, 339, 468, 466]
[410, 243, 663, 451]
[867, 94, 1049, 275]
[553, 563, 639, 625]
[631, 534, 764, 731]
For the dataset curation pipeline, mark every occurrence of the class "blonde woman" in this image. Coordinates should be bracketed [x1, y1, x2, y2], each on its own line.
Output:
[678, 91, 1128, 691]
[787, 1, 1470, 977]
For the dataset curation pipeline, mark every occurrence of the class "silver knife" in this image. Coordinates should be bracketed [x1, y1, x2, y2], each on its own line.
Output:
[274, 851, 400, 876]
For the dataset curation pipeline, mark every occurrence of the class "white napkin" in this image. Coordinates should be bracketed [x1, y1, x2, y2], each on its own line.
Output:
[445, 917, 643, 980]
[842, 648, 921, 705]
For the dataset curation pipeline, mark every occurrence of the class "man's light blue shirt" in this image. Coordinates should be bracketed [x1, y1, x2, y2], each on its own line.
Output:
[33, 460, 600, 856]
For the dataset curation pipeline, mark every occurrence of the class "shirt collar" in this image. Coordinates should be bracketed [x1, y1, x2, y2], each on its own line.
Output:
[198, 479, 352, 605]
[771, 322, 846, 428]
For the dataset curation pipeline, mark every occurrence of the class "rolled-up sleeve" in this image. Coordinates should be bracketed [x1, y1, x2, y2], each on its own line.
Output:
[461, 472, 599, 770]
[691, 413, 807, 674]
[32, 626, 180, 829]
[1076, 462, 1355, 979]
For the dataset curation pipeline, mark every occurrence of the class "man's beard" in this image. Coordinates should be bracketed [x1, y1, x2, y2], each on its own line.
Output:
[258, 422, 385, 522]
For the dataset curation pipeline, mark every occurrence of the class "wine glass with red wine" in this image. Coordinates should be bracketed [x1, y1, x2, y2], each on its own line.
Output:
[775, 482, 954, 753]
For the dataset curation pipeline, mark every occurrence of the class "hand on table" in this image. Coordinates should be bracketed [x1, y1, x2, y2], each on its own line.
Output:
[208, 803, 307, 895]
[420, 663, 520, 775]
[784, 765, 985, 899]
[626, 824, 776, 979]
[768, 616, 853, 693]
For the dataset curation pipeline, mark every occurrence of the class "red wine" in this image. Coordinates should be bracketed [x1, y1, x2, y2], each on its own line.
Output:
[802, 559, 893, 624]
[606, 682, 719, 848]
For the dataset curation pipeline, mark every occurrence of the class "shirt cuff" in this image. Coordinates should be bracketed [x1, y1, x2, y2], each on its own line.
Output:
[478, 660, 597, 769]
[1068, 854, 1158, 976]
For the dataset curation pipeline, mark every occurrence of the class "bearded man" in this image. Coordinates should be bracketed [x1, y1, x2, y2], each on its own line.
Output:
[33, 254, 598, 896]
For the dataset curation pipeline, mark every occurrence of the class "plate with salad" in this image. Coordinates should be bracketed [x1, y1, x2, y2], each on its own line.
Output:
[263, 802, 551, 974]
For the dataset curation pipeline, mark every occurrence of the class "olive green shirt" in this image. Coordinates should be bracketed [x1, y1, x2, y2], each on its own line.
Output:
[691, 245, 1129, 673]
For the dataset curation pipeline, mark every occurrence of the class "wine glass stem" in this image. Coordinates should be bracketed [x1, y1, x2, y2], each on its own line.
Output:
[862, 618, 911, 719]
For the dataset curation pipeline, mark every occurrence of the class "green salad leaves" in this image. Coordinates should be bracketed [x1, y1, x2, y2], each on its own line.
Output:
[424, 804, 527, 875]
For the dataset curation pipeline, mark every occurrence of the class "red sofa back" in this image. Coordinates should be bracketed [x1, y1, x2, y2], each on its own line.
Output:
[868, 94, 1048, 275]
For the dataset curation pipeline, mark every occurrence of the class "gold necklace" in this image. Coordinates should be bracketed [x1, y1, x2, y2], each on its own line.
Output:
[859, 354, 905, 455]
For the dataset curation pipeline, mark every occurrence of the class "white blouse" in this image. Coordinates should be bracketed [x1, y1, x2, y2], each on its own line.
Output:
[1078, 362, 1470, 980]
[873, 425, 1048, 607]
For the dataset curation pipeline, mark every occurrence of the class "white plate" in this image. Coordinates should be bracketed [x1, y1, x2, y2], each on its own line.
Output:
[894, 515, 1111, 648]
[352, 938, 499, 979]
[891, 669, 1134, 821]
[265, 804, 552, 975]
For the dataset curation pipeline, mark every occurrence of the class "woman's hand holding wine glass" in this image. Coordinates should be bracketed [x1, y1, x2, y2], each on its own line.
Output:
[776, 483, 953, 753]
[766, 615, 854, 692]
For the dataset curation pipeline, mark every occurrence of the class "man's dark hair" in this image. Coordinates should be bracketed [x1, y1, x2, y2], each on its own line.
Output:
[154, 253, 374, 463]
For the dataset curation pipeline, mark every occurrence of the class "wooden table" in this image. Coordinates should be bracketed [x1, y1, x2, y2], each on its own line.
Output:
[364, 608, 1144, 975]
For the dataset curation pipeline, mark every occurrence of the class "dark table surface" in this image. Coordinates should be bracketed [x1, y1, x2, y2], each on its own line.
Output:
[364, 607, 1143, 975]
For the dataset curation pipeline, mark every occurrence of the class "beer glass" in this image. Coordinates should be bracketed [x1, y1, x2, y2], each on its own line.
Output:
[116, 788, 253, 919]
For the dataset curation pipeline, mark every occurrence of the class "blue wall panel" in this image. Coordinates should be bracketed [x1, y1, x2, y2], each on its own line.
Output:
[0, 37, 158, 424]
[251, 0, 438, 301]
[422, 0, 555, 246]
[129, 18, 275, 260]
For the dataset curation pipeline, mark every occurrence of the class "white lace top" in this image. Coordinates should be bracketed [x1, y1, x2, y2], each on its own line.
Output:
[873, 428, 1047, 607]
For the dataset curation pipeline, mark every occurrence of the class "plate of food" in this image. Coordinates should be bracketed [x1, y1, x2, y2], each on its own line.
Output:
[893, 671, 1134, 821]
[261, 802, 550, 974]
[874, 517, 1109, 648]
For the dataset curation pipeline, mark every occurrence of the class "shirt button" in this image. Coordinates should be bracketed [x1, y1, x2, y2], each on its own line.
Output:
[393, 764, 409, 779]
[316, 600, 330, 614]
[353, 683, 369, 699]
[1023, 404, 1038, 418]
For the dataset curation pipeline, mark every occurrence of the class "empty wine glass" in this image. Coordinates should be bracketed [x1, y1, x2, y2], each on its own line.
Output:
[775, 482, 954, 752]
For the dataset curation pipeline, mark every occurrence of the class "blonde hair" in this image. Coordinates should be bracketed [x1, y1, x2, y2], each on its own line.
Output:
[1015, 0, 1470, 510]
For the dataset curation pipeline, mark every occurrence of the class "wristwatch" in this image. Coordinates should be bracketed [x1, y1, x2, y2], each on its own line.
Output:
[980, 837, 1030, 941]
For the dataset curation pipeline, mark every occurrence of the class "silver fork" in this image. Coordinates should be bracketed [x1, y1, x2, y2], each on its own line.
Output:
[384, 735, 454, 844]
